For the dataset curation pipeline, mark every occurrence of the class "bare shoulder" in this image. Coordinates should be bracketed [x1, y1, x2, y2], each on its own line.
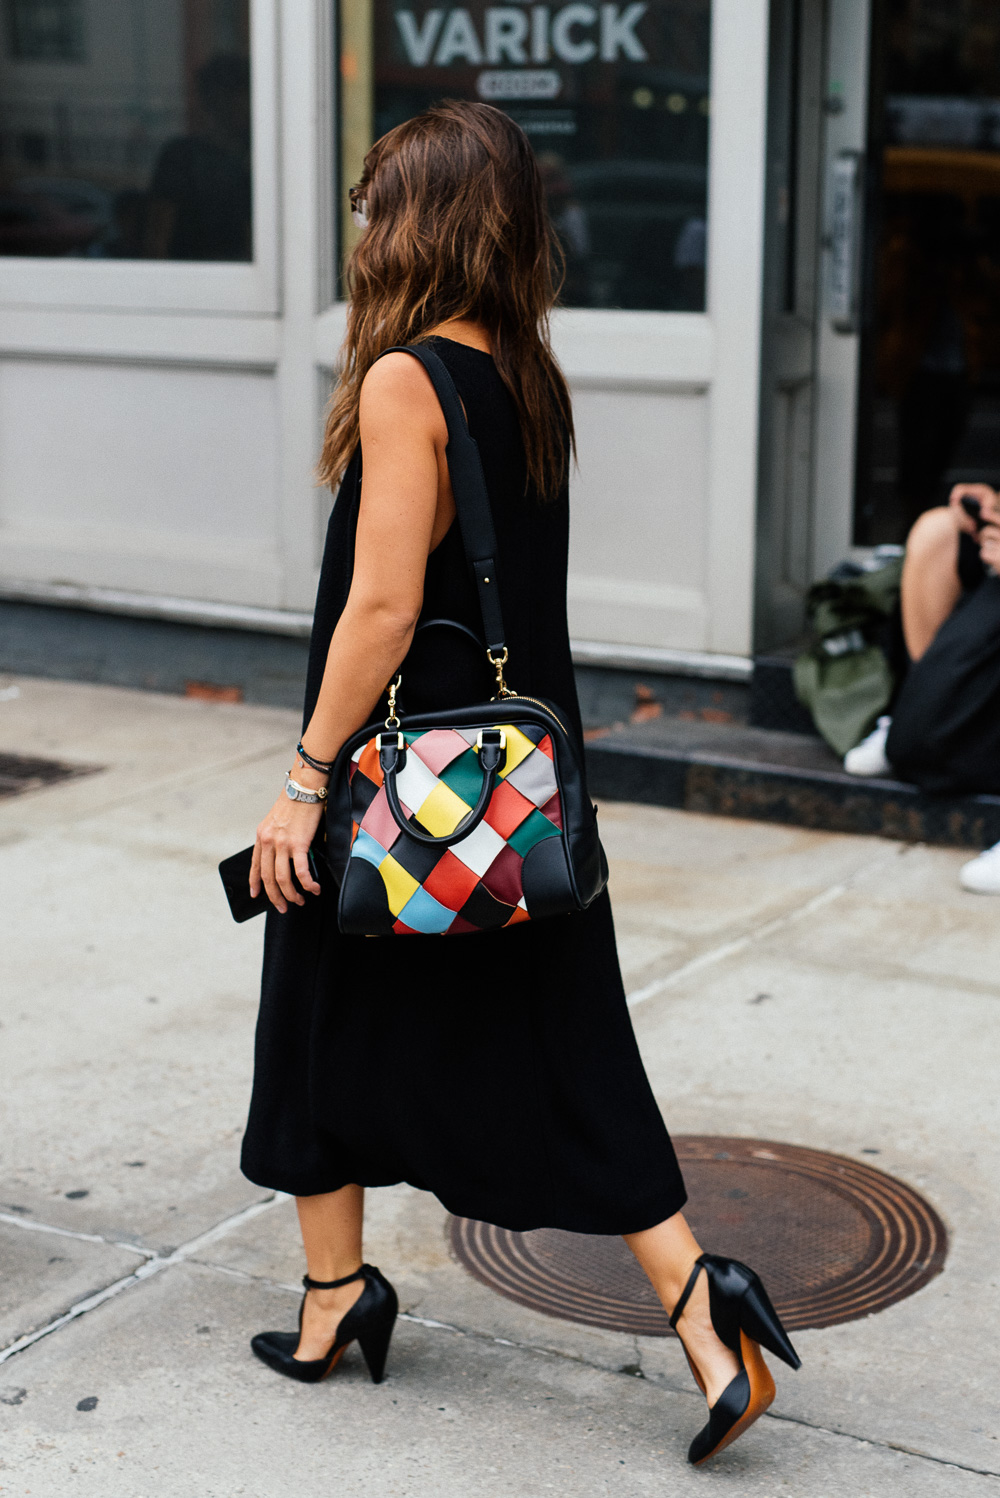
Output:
[359, 351, 443, 430]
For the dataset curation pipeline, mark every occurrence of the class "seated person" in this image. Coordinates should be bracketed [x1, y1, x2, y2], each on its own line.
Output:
[144, 54, 251, 263]
[845, 483, 1000, 894]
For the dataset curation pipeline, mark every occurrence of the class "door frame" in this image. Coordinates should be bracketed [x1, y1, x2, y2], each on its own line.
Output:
[810, 0, 874, 577]
[753, 0, 827, 651]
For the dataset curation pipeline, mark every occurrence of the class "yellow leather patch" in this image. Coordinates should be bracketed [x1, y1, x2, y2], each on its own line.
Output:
[417, 779, 472, 837]
[497, 724, 536, 779]
[378, 855, 420, 916]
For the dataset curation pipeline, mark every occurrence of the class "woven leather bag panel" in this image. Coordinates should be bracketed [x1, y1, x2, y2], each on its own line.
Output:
[345, 722, 563, 934]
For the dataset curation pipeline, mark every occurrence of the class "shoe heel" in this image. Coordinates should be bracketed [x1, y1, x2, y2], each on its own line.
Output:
[357, 1313, 396, 1384]
[739, 1278, 801, 1371]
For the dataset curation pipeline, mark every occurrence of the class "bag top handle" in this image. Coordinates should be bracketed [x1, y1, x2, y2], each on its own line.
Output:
[375, 342, 506, 657]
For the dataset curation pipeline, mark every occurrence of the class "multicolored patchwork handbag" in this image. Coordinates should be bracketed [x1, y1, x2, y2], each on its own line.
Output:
[324, 345, 608, 936]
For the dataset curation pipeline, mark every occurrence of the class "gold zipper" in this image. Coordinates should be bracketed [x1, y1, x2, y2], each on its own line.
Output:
[498, 694, 568, 737]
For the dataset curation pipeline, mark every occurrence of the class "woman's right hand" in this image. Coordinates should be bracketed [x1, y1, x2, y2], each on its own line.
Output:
[949, 482, 998, 536]
[250, 787, 324, 914]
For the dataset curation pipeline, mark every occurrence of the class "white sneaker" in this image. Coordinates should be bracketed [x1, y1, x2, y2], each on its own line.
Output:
[959, 840, 1000, 894]
[843, 716, 892, 777]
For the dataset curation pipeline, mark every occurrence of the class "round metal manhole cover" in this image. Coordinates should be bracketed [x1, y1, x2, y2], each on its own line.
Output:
[449, 1137, 947, 1334]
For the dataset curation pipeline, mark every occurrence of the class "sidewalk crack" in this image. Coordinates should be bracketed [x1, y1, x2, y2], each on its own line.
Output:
[626, 843, 908, 1009]
[765, 1408, 1000, 1481]
[22, 1244, 994, 1480]
[0, 1193, 285, 1365]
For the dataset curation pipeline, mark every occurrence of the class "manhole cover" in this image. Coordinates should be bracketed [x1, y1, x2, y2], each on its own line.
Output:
[449, 1136, 947, 1334]
[0, 752, 96, 801]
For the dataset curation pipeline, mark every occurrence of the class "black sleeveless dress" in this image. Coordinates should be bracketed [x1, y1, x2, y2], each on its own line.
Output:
[240, 338, 686, 1234]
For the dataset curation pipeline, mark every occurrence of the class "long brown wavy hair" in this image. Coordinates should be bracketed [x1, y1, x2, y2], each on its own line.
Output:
[317, 100, 574, 499]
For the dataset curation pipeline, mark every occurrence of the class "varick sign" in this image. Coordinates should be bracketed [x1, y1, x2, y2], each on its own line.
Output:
[392, 3, 651, 98]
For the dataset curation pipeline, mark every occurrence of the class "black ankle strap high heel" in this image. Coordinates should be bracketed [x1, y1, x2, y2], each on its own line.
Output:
[302, 1268, 367, 1291]
[670, 1253, 800, 1466]
[251, 1263, 399, 1385]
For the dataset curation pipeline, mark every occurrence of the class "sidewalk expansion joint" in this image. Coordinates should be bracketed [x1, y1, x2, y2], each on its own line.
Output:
[626, 843, 908, 1009]
[3, 1228, 996, 1480]
[0, 1192, 286, 1366]
[765, 1408, 1000, 1482]
[185, 1258, 648, 1376]
[0, 1209, 152, 1256]
[181, 1259, 1000, 1480]
[627, 883, 848, 1008]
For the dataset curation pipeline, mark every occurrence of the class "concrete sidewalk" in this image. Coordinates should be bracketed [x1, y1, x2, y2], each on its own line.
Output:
[0, 675, 997, 1498]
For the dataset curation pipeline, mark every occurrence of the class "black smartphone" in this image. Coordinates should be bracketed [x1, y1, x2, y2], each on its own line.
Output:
[218, 846, 320, 922]
[961, 495, 984, 531]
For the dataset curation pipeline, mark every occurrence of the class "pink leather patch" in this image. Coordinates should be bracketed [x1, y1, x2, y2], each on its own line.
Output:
[409, 728, 470, 776]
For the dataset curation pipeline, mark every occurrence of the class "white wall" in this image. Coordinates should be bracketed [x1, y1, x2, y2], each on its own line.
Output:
[0, 359, 281, 602]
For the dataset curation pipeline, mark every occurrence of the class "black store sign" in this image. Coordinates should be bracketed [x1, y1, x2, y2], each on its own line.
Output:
[372, 0, 711, 310]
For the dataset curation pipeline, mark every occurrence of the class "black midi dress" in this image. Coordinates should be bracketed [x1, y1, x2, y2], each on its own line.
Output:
[240, 338, 686, 1234]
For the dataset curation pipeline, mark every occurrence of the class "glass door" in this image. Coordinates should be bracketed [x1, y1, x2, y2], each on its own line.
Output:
[336, 0, 711, 311]
[855, 0, 1000, 544]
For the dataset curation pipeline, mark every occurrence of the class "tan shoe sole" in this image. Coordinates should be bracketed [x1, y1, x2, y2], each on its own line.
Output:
[693, 1333, 776, 1466]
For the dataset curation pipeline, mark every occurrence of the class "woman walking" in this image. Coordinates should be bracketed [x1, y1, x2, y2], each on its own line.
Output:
[240, 100, 799, 1467]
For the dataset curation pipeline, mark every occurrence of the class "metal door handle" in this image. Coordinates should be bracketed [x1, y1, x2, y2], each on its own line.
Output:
[827, 150, 864, 333]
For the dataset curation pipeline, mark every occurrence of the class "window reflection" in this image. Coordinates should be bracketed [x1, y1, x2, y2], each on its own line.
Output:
[6, 0, 85, 61]
[339, 0, 711, 311]
[859, 0, 1000, 542]
[0, 0, 251, 261]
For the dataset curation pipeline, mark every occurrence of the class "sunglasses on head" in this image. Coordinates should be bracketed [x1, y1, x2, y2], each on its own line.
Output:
[349, 184, 369, 230]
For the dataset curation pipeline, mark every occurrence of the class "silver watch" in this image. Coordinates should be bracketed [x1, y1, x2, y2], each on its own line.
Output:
[284, 772, 327, 803]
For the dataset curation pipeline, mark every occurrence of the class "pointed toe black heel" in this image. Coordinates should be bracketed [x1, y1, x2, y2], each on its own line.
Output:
[251, 1264, 398, 1385]
[669, 1252, 801, 1466]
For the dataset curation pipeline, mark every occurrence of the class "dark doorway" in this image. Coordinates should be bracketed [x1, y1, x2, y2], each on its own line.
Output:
[856, 0, 1000, 546]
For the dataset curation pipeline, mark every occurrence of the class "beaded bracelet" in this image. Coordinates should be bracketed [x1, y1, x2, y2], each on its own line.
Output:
[296, 740, 335, 774]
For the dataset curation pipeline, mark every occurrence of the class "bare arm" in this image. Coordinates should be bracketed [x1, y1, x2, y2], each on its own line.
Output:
[251, 352, 454, 912]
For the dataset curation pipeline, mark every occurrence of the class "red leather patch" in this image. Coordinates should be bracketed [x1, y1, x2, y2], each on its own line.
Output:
[539, 792, 563, 830]
[480, 842, 524, 906]
[483, 777, 534, 840]
[422, 849, 481, 911]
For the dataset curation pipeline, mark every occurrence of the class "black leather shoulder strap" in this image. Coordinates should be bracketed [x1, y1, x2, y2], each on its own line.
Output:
[375, 342, 505, 654]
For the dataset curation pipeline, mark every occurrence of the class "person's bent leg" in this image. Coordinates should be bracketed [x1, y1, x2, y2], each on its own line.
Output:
[627, 1209, 801, 1467]
[901, 507, 963, 661]
[625, 1211, 740, 1405]
[295, 1183, 366, 1360]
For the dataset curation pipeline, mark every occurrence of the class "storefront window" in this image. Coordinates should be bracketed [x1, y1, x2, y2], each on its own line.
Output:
[858, 0, 1000, 543]
[338, 0, 710, 310]
[0, 1, 251, 260]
